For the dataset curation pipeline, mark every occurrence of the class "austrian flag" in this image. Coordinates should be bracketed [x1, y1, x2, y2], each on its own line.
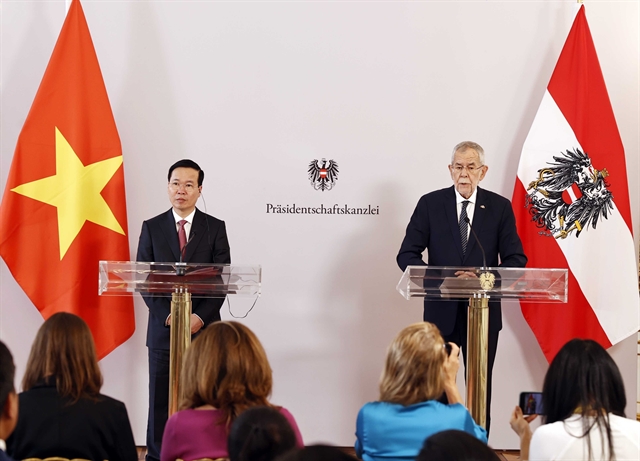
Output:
[512, 5, 639, 362]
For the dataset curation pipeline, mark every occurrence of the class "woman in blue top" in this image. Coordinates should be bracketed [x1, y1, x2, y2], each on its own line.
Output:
[355, 322, 487, 461]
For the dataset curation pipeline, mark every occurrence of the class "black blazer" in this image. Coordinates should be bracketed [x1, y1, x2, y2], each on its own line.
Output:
[136, 208, 231, 349]
[7, 383, 137, 461]
[397, 186, 527, 335]
[0, 450, 16, 461]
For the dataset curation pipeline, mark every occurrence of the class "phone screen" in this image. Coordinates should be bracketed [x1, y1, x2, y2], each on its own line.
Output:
[519, 392, 543, 415]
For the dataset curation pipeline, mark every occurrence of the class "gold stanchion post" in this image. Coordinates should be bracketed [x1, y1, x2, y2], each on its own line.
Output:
[168, 289, 192, 416]
[466, 294, 489, 428]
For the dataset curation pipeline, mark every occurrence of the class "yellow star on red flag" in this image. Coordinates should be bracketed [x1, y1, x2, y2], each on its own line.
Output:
[12, 127, 125, 260]
[0, 0, 134, 358]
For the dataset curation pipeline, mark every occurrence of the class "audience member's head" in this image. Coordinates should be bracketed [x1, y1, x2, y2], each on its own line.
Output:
[180, 321, 272, 424]
[228, 406, 297, 461]
[0, 341, 18, 442]
[22, 312, 102, 402]
[417, 430, 499, 461]
[278, 445, 356, 461]
[379, 322, 446, 405]
[543, 338, 626, 424]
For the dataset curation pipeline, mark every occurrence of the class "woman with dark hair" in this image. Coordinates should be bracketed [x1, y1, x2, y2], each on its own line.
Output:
[227, 406, 297, 461]
[161, 321, 303, 461]
[416, 430, 499, 461]
[355, 323, 486, 461]
[510, 339, 640, 460]
[6, 313, 137, 461]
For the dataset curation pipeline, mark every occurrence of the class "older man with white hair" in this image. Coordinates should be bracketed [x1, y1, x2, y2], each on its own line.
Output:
[397, 141, 527, 432]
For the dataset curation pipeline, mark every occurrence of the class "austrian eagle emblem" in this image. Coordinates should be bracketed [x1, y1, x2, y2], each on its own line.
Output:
[525, 148, 613, 239]
[308, 159, 339, 191]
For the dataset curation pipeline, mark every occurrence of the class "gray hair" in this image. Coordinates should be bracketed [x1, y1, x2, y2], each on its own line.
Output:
[451, 141, 485, 165]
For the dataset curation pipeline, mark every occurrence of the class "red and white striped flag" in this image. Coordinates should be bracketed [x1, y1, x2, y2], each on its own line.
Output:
[512, 5, 639, 362]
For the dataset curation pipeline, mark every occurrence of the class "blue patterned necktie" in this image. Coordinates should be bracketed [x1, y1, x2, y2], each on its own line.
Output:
[459, 201, 470, 255]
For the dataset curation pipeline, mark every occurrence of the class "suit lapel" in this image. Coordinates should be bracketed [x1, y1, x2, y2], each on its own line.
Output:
[184, 209, 206, 262]
[464, 187, 487, 264]
[445, 186, 465, 261]
[160, 209, 181, 262]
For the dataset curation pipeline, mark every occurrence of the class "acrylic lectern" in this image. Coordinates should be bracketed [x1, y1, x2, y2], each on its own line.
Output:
[396, 266, 567, 428]
[98, 261, 261, 415]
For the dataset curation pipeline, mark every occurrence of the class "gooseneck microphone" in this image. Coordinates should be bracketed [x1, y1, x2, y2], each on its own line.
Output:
[176, 230, 196, 276]
[465, 216, 495, 290]
[465, 216, 487, 269]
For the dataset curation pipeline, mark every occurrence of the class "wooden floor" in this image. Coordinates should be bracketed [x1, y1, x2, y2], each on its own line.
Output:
[137, 447, 522, 460]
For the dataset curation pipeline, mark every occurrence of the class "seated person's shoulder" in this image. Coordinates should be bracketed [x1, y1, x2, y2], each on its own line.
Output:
[610, 414, 640, 432]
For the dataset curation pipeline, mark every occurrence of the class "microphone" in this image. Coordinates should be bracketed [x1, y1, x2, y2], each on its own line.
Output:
[465, 216, 495, 290]
[176, 230, 196, 276]
[465, 216, 486, 269]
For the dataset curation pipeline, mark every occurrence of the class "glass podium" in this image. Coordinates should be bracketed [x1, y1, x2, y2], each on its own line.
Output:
[397, 266, 567, 428]
[99, 261, 261, 415]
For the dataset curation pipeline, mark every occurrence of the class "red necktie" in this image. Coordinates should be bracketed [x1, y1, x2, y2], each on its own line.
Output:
[178, 220, 187, 256]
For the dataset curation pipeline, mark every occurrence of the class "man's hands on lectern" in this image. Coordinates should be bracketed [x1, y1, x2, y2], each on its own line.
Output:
[454, 270, 478, 278]
[165, 314, 204, 334]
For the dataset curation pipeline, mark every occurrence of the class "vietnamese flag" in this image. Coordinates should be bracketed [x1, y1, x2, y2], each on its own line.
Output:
[512, 5, 639, 362]
[0, 0, 134, 358]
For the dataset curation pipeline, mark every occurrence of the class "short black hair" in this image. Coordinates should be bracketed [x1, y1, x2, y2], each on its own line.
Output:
[228, 406, 297, 461]
[417, 430, 499, 461]
[168, 159, 204, 187]
[0, 341, 16, 408]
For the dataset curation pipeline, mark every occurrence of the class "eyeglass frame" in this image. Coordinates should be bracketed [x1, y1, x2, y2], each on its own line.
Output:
[450, 163, 486, 174]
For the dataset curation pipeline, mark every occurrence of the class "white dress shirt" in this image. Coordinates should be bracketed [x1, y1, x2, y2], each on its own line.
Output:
[454, 188, 478, 241]
[172, 208, 196, 239]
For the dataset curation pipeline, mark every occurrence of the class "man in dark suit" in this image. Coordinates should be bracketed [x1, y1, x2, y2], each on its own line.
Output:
[397, 141, 527, 432]
[137, 159, 231, 461]
[0, 341, 18, 461]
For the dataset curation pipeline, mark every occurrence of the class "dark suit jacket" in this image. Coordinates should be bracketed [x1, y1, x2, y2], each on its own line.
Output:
[136, 208, 231, 349]
[397, 186, 527, 335]
[7, 382, 137, 461]
[0, 450, 16, 461]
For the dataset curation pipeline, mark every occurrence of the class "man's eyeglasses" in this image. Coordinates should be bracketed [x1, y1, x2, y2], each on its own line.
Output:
[451, 164, 484, 174]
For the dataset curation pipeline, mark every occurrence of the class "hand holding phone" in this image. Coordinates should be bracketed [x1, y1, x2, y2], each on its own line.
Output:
[519, 392, 544, 415]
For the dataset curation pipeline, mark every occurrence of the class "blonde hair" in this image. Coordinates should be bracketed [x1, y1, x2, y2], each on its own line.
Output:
[379, 322, 446, 405]
[22, 312, 102, 402]
[179, 321, 273, 425]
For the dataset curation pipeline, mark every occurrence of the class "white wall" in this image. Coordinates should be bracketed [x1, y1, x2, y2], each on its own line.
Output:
[1, 0, 638, 449]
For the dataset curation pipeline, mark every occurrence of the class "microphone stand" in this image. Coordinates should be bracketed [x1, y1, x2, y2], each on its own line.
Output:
[465, 217, 495, 290]
[176, 231, 196, 276]
[464, 216, 494, 429]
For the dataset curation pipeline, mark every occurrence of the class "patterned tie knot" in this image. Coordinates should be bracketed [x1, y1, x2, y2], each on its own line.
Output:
[462, 200, 470, 212]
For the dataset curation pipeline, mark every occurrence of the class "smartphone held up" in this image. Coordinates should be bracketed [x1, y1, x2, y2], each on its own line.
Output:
[519, 392, 544, 415]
